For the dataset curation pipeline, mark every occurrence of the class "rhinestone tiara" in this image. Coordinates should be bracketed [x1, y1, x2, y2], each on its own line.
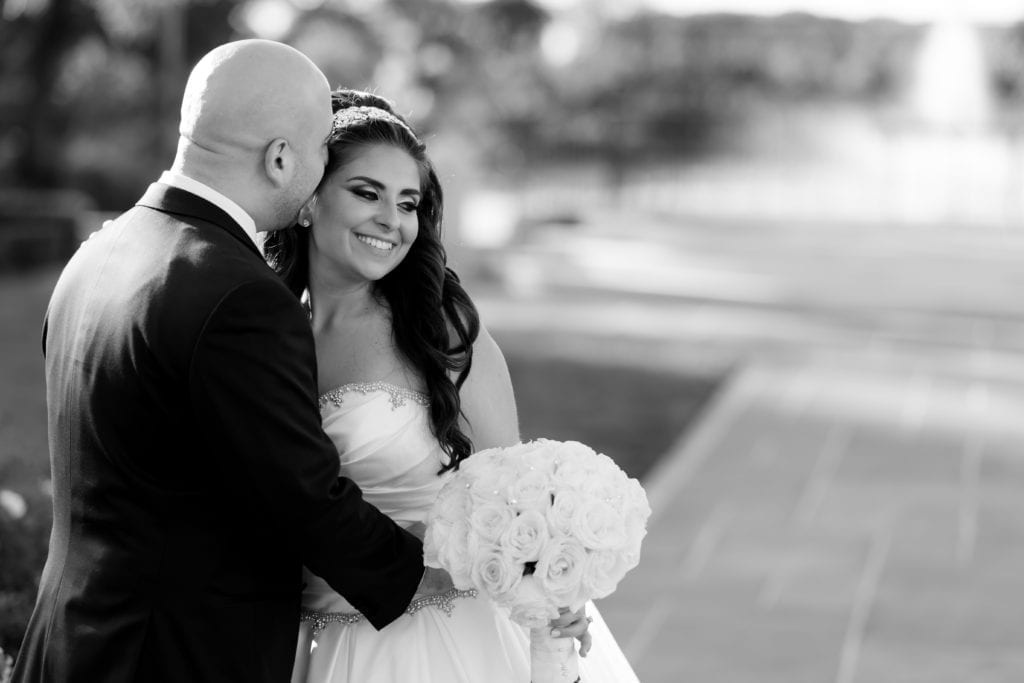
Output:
[331, 106, 416, 138]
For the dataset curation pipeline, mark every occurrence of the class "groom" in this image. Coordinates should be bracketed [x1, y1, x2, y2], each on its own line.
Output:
[13, 40, 429, 682]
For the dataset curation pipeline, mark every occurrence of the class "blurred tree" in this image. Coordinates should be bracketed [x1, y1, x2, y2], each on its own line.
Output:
[286, 7, 384, 91]
[3, 0, 1013, 209]
[515, 11, 924, 168]
[471, 0, 547, 52]
[1, 0, 104, 187]
[987, 20, 1024, 125]
[0, 0, 238, 206]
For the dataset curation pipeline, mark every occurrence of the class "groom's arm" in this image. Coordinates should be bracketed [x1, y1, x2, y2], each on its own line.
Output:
[189, 278, 423, 629]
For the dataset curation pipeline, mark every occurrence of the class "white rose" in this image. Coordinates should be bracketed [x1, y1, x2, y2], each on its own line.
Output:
[623, 508, 649, 546]
[508, 468, 553, 514]
[510, 439, 555, 458]
[455, 449, 500, 484]
[423, 518, 451, 568]
[519, 448, 556, 478]
[469, 466, 516, 506]
[462, 447, 502, 472]
[572, 499, 627, 551]
[499, 510, 550, 564]
[581, 473, 630, 514]
[506, 440, 556, 475]
[625, 477, 652, 520]
[558, 441, 595, 458]
[470, 547, 522, 601]
[619, 537, 642, 575]
[437, 519, 474, 589]
[550, 451, 593, 492]
[507, 575, 560, 628]
[546, 490, 582, 537]
[581, 548, 629, 600]
[469, 502, 515, 543]
[434, 481, 472, 524]
[589, 450, 621, 473]
[535, 537, 588, 610]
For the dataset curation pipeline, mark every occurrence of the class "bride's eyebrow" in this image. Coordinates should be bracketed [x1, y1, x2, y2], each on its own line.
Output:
[346, 175, 421, 198]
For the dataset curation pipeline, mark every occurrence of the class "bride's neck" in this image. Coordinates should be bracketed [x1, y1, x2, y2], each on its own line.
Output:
[307, 272, 378, 332]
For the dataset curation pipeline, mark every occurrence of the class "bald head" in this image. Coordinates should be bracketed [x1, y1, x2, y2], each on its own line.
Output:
[180, 39, 328, 152]
[173, 39, 333, 230]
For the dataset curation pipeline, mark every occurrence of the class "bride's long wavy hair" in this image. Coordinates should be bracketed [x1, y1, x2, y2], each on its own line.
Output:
[263, 89, 479, 473]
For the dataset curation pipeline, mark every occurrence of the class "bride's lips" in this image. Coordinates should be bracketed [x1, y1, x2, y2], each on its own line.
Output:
[354, 233, 397, 253]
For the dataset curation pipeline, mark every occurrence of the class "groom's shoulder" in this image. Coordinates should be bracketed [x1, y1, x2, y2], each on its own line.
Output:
[129, 205, 274, 284]
[114, 204, 298, 320]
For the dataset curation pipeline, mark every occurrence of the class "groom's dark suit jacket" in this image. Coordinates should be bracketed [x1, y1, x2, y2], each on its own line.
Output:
[13, 184, 424, 682]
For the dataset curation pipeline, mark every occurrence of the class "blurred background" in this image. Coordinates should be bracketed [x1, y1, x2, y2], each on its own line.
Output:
[4, 0, 1024, 680]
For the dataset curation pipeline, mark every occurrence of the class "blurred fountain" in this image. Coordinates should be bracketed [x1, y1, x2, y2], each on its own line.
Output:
[890, 18, 1017, 226]
[909, 20, 993, 133]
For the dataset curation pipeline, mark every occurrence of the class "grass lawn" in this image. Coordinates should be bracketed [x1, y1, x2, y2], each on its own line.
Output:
[507, 353, 718, 481]
[0, 267, 57, 663]
[0, 266, 721, 658]
[0, 268, 54, 491]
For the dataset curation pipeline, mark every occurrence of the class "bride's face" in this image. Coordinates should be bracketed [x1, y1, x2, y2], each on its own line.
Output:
[308, 143, 421, 285]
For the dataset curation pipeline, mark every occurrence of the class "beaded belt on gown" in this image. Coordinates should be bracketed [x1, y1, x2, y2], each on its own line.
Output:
[300, 587, 478, 636]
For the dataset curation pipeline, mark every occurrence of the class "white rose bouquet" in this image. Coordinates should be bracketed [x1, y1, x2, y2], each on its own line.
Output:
[424, 439, 651, 683]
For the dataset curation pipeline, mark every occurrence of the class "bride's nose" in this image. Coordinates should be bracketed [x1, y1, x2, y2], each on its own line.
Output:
[376, 202, 400, 231]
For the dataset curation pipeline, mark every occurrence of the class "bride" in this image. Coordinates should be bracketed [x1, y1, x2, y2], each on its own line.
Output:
[264, 89, 640, 683]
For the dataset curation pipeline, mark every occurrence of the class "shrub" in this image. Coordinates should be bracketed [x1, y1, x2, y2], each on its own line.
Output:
[0, 488, 52, 663]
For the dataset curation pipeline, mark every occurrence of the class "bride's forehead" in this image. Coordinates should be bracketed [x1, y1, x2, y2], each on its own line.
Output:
[341, 144, 417, 171]
[335, 145, 420, 186]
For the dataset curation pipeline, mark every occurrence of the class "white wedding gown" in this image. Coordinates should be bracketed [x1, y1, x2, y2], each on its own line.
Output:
[291, 382, 641, 683]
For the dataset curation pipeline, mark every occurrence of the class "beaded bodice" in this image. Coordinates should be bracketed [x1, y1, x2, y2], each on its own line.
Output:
[301, 381, 466, 621]
[318, 381, 430, 412]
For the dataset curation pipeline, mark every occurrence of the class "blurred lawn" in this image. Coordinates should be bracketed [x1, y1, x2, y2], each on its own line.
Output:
[508, 354, 718, 480]
[0, 268, 55, 660]
[0, 269, 53, 492]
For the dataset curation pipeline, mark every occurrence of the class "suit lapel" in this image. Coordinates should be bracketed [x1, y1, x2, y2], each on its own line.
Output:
[135, 183, 263, 259]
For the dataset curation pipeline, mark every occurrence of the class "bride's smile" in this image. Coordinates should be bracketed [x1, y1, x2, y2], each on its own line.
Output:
[354, 233, 397, 252]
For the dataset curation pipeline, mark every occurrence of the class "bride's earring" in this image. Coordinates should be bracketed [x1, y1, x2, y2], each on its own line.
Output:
[299, 196, 317, 229]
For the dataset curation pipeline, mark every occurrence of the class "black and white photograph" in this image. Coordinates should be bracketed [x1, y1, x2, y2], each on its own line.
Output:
[1, 0, 1023, 681]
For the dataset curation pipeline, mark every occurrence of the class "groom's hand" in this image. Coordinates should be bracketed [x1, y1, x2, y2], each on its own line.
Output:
[416, 566, 454, 596]
[405, 521, 426, 541]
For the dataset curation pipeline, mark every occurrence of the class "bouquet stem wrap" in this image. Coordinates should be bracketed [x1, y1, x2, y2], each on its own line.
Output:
[529, 627, 578, 683]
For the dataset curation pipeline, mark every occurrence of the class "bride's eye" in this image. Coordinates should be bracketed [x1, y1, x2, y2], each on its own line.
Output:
[399, 201, 419, 213]
[352, 188, 378, 201]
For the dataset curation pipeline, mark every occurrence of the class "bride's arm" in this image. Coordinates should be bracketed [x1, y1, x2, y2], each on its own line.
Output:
[455, 323, 520, 450]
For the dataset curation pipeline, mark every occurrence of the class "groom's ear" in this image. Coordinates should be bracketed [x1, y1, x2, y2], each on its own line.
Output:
[264, 138, 294, 188]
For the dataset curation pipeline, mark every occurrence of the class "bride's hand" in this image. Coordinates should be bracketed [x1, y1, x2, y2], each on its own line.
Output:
[549, 606, 593, 657]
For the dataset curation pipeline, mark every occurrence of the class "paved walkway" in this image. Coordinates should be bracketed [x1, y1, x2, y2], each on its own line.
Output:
[597, 355, 1024, 683]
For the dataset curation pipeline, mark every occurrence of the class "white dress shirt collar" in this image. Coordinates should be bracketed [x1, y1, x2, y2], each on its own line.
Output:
[158, 170, 258, 246]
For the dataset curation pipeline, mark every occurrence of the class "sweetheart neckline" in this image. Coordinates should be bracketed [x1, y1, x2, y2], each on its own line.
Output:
[317, 381, 430, 410]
